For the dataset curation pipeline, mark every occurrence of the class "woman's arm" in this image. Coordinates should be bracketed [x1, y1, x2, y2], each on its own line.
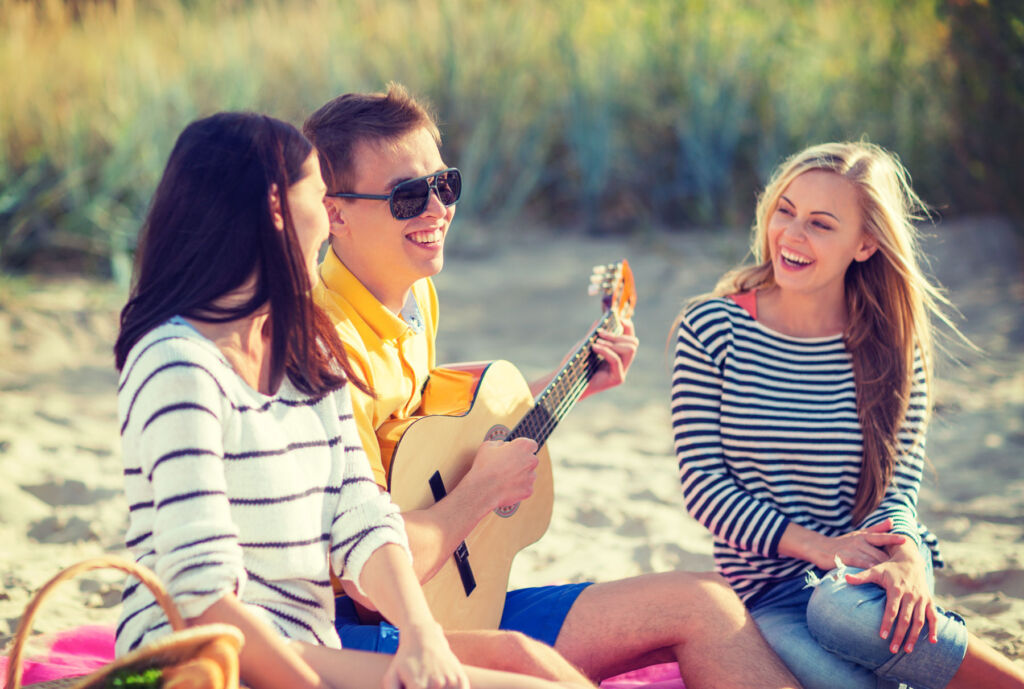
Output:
[329, 386, 468, 689]
[189, 594, 325, 689]
[777, 518, 906, 570]
[120, 339, 247, 625]
[670, 312, 791, 557]
[356, 544, 469, 689]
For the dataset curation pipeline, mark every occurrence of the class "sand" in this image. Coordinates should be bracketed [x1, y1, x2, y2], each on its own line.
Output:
[1, 218, 1021, 672]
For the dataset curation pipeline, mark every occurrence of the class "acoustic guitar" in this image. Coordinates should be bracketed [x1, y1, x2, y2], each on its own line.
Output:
[382, 261, 637, 630]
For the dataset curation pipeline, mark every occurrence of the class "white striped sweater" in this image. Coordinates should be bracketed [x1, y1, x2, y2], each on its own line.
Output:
[671, 298, 939, 604]
[116, 318, 409, 655]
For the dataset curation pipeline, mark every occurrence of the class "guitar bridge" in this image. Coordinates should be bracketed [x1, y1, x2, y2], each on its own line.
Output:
[429, 471, 477, 597]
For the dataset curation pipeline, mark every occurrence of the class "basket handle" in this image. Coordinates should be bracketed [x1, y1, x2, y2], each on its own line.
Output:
[5, 556, 187, 689]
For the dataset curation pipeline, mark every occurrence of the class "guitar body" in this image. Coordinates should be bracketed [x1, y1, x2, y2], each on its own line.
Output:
[385, 360, 554, 630]
[380, 260, 635, 631]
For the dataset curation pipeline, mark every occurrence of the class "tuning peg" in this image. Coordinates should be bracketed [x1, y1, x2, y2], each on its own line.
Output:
[591, 265, 607, 275]
[588, 284, 600, 296]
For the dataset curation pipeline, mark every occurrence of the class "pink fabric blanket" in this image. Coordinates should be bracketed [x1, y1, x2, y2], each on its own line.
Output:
[600, 663, 684, 689]
[0, 625, 685, 689]
[0, 624, 114, 687]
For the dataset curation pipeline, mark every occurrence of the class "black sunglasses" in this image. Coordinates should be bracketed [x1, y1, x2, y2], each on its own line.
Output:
[328, 167, 462, 220]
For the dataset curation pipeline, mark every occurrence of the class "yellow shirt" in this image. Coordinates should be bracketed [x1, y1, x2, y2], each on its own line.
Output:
[313, 248, 438, 487]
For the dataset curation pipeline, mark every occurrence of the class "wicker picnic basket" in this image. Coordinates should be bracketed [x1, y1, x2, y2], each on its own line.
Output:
[4, 557, 244, 689]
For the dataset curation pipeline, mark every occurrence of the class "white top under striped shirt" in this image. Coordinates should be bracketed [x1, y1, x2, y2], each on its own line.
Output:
[671, 297, 940, 604]
[116, 318, 409, 655]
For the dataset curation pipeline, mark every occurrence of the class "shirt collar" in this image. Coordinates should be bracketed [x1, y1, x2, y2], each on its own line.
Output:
[319, 247, 415, 342]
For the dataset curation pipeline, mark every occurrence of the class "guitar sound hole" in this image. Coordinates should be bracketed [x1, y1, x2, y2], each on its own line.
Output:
[485, 424, 520, 517]
[495, 503, 520, 518]
[484, 425, 509, 442]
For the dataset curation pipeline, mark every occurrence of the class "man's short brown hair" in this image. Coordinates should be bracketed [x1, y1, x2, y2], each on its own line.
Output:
[303, 83, 441, 193]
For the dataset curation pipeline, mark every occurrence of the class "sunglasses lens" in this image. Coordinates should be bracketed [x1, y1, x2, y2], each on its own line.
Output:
[389, 169, 462, 220]
[435, 170, 461, 206]
[391, 179, 431, 220]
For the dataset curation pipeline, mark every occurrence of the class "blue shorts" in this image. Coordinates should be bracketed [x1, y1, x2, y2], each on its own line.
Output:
[335, 582, 592, 654]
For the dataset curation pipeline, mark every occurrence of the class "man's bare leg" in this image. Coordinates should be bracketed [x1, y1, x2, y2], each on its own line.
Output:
[552, 572, 801, 689]
[446, 629, 594, 686]
[297, 642, 589, 689]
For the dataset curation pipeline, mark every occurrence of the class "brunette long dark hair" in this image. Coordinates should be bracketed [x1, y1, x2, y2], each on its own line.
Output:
[114, 112, 368, 397]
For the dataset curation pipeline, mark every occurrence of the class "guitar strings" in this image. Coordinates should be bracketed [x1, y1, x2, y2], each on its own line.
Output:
[523, 354, 598, 445]
[510, 309, 623, 445]
[526, 312, 621, 442]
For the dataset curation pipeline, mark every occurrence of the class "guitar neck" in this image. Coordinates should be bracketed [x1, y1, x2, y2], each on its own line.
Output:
[507, 309, 622, 447]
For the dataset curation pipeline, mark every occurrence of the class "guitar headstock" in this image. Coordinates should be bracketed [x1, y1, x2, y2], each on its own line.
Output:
[588, 260, 637, 322]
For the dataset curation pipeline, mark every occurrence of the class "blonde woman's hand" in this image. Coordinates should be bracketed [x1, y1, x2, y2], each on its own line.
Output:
[819, 518, 907, 570]
[844, 541, 938, 655]
[382, 622, 469, 689]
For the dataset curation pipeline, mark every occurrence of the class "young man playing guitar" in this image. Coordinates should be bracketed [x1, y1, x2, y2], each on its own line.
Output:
[305, 85, 800, 689]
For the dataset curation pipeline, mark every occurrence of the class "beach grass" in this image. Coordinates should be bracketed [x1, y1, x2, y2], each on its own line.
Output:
[1, 0, 957, 277]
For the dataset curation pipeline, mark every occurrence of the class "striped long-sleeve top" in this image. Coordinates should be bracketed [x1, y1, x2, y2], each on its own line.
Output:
[671, 297, 939, 604]
[116, 318, 409, 655]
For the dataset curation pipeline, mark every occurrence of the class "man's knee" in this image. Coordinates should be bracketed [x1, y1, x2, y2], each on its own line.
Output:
[681, 571, 746, 609]
[646, 571, 752, 630]
[473, 630, 552, 671]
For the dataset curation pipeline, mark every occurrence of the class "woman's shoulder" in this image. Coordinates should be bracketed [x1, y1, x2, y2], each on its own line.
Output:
[119, 318, 231, 389]
[679, 296, 750, 334]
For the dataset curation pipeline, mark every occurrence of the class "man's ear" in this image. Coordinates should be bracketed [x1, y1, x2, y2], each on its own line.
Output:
[854, 232, 879, 263]
[324, 197, 349, 239]
[269, 183, 284, 231]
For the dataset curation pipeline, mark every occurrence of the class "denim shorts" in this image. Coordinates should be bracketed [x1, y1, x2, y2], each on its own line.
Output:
[334, 582, 591, 653]
[748, 544, 967, 689]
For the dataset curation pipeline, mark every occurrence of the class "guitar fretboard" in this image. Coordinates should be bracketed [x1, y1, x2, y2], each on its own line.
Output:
[506, 308, 622, 448]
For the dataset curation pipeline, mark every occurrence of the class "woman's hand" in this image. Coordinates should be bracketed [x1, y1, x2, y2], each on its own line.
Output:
[779, 518, 906, 570]
[383, 621, 469, 689]
[819, 518, 907, 570]
[845, 540, 938, 654]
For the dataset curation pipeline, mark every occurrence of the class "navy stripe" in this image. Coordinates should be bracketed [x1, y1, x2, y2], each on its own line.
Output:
[170, 534, 235, 553]
[223, 437, 339, 460]
[231, 486, 326, 506]
[259, 603, 328, 646]
[125, 531, 150, 548]
[149, 448, 220, 480]
[240, 534, 330, 548]
[142, 402, 219, 431]
[247, 572, 320, 607]
[156, 489, 225, 510]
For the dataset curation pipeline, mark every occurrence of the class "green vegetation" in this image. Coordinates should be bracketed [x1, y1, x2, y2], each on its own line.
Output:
[1, 0, 1018, 278]
[106, 666, 162, 689]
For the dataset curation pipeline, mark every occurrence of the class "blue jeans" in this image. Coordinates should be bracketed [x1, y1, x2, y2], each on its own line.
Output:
[748, 547, 968, 689]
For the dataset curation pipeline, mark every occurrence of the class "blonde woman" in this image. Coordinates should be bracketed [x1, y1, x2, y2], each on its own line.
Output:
[670, 141, 1024, 688]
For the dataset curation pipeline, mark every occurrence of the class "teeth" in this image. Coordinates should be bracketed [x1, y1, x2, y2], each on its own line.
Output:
[408, 230, 442, 245]
[781, 249, 812, 265]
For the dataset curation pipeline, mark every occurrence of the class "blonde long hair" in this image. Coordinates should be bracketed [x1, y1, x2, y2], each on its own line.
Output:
[688, 141, 963, 523]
